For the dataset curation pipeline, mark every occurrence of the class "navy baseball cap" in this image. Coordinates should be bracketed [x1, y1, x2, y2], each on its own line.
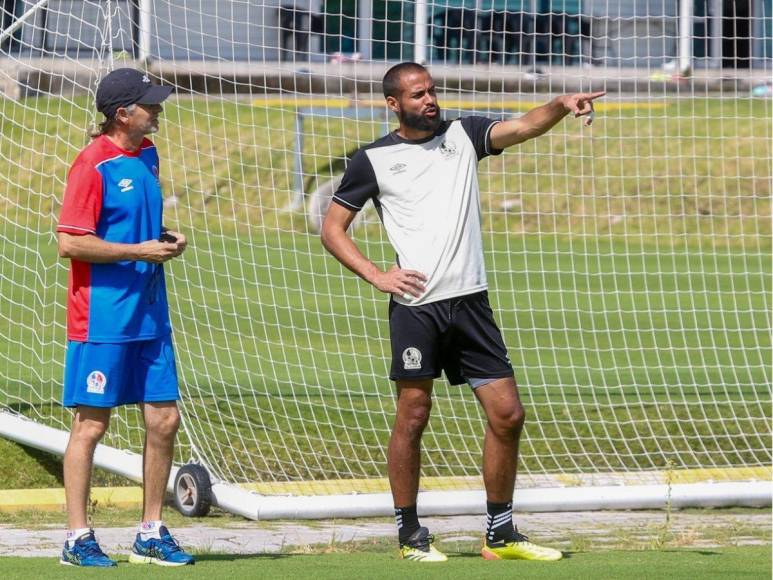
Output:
[96, 68, 173, 119]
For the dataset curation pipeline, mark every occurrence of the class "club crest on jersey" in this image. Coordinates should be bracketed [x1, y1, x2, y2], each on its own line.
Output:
[390, 162, 407, 175]
[142, 74, 151, 84]
[86, 370, 107, 394]
[118, 178, 134, 192]
[402, 347, 422, 370]
[439, 139, 458, 159]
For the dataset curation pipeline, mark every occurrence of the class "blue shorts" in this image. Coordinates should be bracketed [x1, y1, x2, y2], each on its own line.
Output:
[63, 335, 179, 408]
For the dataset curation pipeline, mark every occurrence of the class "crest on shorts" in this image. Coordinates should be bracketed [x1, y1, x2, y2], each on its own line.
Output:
[402, 347, 422, 370]
[86, 370, 107, 394]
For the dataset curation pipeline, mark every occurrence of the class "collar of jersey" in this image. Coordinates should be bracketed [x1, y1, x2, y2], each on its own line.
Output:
[98, 135, 149, 158]
[389, 121, 450, 145]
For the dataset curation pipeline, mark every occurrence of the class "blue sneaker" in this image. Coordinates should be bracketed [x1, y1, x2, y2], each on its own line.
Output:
[60, 531, 117, 567]
[129, 525, 195, 566]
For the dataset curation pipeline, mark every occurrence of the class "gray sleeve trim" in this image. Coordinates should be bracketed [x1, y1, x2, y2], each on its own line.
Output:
[484, 120, 500, 156]
[331, 195, 362, 211]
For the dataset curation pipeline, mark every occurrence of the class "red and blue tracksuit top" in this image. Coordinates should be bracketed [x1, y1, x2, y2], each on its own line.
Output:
[57, 135, 171, 343]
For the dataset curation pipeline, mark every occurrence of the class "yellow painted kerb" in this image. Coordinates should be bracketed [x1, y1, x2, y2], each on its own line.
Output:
[0, 487, 143, 512]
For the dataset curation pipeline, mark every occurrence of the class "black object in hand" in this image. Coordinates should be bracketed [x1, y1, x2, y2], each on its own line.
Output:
[159, 231, 177, 243]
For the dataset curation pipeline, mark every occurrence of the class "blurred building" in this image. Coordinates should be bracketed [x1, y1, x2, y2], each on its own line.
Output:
[2, 0, 771, 68]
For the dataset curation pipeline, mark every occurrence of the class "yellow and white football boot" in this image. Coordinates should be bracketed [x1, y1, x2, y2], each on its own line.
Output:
[399, 527, 448, 562]
[481, 530, 563, 561]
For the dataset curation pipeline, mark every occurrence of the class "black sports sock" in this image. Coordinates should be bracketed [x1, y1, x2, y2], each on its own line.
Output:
[395, 505, 420, 544]
[486, 500, 515, 543]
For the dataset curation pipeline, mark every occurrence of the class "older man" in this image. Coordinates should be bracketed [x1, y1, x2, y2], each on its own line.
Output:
[57, 68, 193, 567]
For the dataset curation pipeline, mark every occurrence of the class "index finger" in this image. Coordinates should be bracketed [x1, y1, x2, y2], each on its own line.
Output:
[586, 91, 607, 101]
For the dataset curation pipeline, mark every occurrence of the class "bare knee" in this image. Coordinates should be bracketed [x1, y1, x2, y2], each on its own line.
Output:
[396, 400, 432, 441]
[70, 413, 109, 447]
[145, 406, 180, 442]
[490, 404, 525, 438]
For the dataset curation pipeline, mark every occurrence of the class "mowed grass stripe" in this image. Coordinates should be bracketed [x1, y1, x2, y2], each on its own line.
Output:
[0, 546, 769, 579]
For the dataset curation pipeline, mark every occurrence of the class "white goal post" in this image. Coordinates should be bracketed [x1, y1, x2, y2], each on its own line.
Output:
[0, 0, 770, 519]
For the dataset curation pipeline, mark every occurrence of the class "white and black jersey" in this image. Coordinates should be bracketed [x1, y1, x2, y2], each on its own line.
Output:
[333, 116, 502, 306]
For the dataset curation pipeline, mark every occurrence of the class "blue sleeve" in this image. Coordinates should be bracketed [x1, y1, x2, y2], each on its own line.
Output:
[460, 116, 503, 160]
[332, 149, 379, 211]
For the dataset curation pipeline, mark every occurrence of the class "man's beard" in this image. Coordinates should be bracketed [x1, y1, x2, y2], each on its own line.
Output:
[399, 106, 442, 132]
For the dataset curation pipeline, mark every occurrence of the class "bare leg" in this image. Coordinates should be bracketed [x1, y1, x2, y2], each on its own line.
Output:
[474, 377, 525, 502]
[64, 406, 111, 529]
[475, 378, 564, 560]
[140, 401, 180, 521]
[387, 379, 433, 507]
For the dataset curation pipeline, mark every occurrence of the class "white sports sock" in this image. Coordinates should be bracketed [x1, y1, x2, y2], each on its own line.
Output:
[139, 520, 163, 541]
[66, 527, 92, 548]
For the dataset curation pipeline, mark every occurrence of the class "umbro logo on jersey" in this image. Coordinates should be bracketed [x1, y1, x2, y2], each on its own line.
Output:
[118, 178, 134, 192]
[390, 162, 407, 174]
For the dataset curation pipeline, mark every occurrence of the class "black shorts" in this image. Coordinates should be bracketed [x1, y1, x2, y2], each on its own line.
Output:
[388, 291, 514, 385]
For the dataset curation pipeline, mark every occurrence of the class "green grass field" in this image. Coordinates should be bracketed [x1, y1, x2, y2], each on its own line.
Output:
[0, 502, 769, 578]
[0, 96, 770, 486]
[2, 230, 769, 482]
[0, 546, 769, 579]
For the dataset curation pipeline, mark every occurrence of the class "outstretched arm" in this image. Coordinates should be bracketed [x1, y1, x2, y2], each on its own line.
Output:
[321, 203, 426, 298]
[490, 91, 606, 150]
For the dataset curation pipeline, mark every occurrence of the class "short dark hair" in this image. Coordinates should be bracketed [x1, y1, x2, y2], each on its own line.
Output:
[382, 62, 429, 99]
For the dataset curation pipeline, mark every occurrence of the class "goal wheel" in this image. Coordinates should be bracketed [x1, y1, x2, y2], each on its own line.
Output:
[173, 464, 212, 517]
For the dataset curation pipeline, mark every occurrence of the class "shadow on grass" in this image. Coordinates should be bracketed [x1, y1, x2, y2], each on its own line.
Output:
[448, 551, 575, 560]
[659, 550, 721, 556]
[193, 553, 309, 562]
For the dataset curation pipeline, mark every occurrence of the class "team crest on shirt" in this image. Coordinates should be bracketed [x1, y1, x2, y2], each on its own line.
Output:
[439, 139, 458, 159]
[390, 162, 407, 175]
[402, 347, 422, 370]
[117, 178, 134, 192]
[86, 371, 107, 394]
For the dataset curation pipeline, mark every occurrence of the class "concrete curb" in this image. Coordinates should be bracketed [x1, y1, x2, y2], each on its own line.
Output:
[1, 511, 770, 558]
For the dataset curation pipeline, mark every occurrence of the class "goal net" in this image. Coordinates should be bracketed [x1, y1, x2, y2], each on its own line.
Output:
[0, 0, 770, 515]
